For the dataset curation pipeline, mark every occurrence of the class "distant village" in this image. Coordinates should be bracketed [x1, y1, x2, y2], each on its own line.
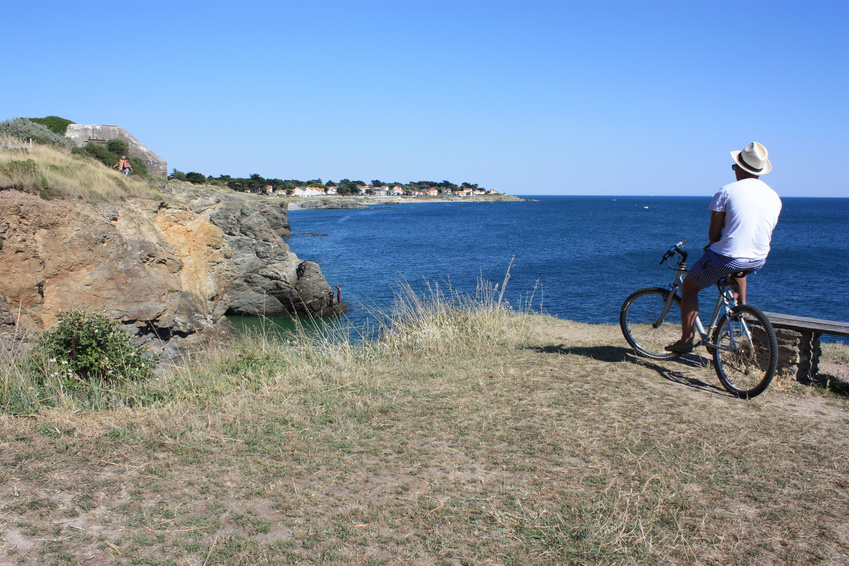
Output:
[278, 184, 500, 198]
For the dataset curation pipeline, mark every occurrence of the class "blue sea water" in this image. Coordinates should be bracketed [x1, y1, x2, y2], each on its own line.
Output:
[283, 196, 849, 340]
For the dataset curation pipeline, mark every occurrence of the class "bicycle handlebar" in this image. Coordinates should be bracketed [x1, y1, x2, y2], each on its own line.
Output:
[659, 238, 688, 264]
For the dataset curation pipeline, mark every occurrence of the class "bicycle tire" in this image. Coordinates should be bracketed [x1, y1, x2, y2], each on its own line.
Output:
[712, 305, 778, 399]
[620, 287, 682, 359]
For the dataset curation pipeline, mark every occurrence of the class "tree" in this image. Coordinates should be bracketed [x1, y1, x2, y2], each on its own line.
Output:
[185, 172, 206, 184]
[336, 179, 358, 195]
[236, 173, 267, 194]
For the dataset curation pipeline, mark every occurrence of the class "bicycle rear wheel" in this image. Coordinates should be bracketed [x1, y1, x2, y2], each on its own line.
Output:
[620, 287, 682, 359]
[712, 305, 778, 399]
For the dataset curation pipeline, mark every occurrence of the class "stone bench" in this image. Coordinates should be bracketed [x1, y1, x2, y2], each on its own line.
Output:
[763, 312, 849, 382]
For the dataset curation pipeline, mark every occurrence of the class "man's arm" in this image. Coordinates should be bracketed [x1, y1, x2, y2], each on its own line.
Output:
[706, 211, 725, 250]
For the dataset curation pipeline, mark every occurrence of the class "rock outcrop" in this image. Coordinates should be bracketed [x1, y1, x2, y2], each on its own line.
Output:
[173, 184, 338, 317]
[0, 183, 339, 357]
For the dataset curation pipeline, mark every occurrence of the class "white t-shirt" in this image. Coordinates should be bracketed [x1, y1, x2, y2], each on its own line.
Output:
[708, 178, 782, 261]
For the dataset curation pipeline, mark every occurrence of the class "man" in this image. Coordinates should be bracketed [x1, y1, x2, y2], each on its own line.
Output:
[113, 155, 132, 177]
[665, 142, 782, 354]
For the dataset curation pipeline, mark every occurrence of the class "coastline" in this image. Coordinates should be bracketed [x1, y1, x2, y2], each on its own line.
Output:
[285, 194, 529, 210]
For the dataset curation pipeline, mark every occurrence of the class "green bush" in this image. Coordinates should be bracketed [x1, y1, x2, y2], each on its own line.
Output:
[79, 141, 115, 164]
[0, 117, 74, 149]
[28, 309, 158, 386]
[129, 156, 148, 176]
[29, 116, 74, 136]
[81, 141, 124, 168]
[106, 138, 129, 155]
[75, 139, 148, 178]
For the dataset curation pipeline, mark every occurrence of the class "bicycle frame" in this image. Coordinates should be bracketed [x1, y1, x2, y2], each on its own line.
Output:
[655, 242, 749, 353]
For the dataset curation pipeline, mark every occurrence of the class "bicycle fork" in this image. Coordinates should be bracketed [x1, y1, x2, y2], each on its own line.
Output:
[652, 272, 687, 329]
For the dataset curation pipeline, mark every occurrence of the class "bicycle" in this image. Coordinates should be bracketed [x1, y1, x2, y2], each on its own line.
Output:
[619, 239, 779, 399]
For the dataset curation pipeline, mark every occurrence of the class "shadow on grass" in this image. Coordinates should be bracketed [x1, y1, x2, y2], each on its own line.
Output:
[530, 344, 630, 363]
[808, 373, 849, 397]
[529, 344, 732, 397]
[626, 352, 731, 397]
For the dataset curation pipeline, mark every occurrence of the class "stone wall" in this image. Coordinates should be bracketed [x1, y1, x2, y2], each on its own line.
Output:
[65, 124, 168, 178]
[774, 327, 820, 382]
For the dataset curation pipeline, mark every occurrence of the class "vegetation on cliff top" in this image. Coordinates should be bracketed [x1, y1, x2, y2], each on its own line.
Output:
[3, 116, 499, 198]
[0, 132, 161, 202]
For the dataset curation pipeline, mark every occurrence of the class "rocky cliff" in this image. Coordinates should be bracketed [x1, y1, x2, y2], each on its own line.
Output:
[0, 183, 339, 357]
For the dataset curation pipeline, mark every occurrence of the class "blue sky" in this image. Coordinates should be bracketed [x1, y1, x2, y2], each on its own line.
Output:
[2, 0, 847, 197]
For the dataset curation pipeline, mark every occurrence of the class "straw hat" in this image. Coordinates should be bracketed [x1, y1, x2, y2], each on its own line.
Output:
[731, 142, 772, 175]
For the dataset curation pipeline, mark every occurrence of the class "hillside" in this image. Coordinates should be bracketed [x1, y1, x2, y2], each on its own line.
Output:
[0, 139, 162, 202]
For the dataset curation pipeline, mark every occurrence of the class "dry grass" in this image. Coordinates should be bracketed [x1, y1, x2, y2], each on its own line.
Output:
[1, 288, 849, 564]
[0, 139, 161, 202]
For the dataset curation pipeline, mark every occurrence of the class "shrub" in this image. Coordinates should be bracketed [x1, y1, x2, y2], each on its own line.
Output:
[106, 138, 129, 155]
[75, 139, 148, 178]
[185, 172, 207, 184]
[28, 309, 158, 386]
[0, 118, 74, 149]
[129, 156, 148, 176]
[79, 141, 115, 164]
[29, 116, 74, 135]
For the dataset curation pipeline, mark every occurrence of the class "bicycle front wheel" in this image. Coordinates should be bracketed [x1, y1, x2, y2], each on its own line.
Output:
[620, 287, 682, 359]
[712, 305, 778, 399]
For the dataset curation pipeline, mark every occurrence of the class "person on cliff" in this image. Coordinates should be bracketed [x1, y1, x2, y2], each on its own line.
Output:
[113, 155, 132, 177]
[665, 141, 782, 354]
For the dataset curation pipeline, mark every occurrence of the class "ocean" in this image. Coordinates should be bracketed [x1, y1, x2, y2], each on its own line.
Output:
[276, 196, 848, 341]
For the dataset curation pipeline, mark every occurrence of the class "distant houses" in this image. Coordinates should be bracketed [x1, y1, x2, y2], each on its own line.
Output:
[265, 183, 500, 197]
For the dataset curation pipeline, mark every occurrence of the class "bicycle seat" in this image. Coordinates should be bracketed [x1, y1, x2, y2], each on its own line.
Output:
[716, 270, 753, 288]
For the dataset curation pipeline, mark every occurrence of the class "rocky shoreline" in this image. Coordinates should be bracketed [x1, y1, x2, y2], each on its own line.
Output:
[0, 182, 343, 358]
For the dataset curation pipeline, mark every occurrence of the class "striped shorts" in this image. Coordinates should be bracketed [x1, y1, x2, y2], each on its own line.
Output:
[687, 249, 766, 289]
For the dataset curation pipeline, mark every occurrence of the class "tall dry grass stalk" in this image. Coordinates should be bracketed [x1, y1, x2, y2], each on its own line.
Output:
[0, 138, 161, 202]
[368, 264, 536, 360]
[0, 271, 536, 416]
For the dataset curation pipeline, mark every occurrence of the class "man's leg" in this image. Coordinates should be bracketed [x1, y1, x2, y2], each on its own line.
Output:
[730, 273, 747, 304]
[678, 275, 703, 344]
